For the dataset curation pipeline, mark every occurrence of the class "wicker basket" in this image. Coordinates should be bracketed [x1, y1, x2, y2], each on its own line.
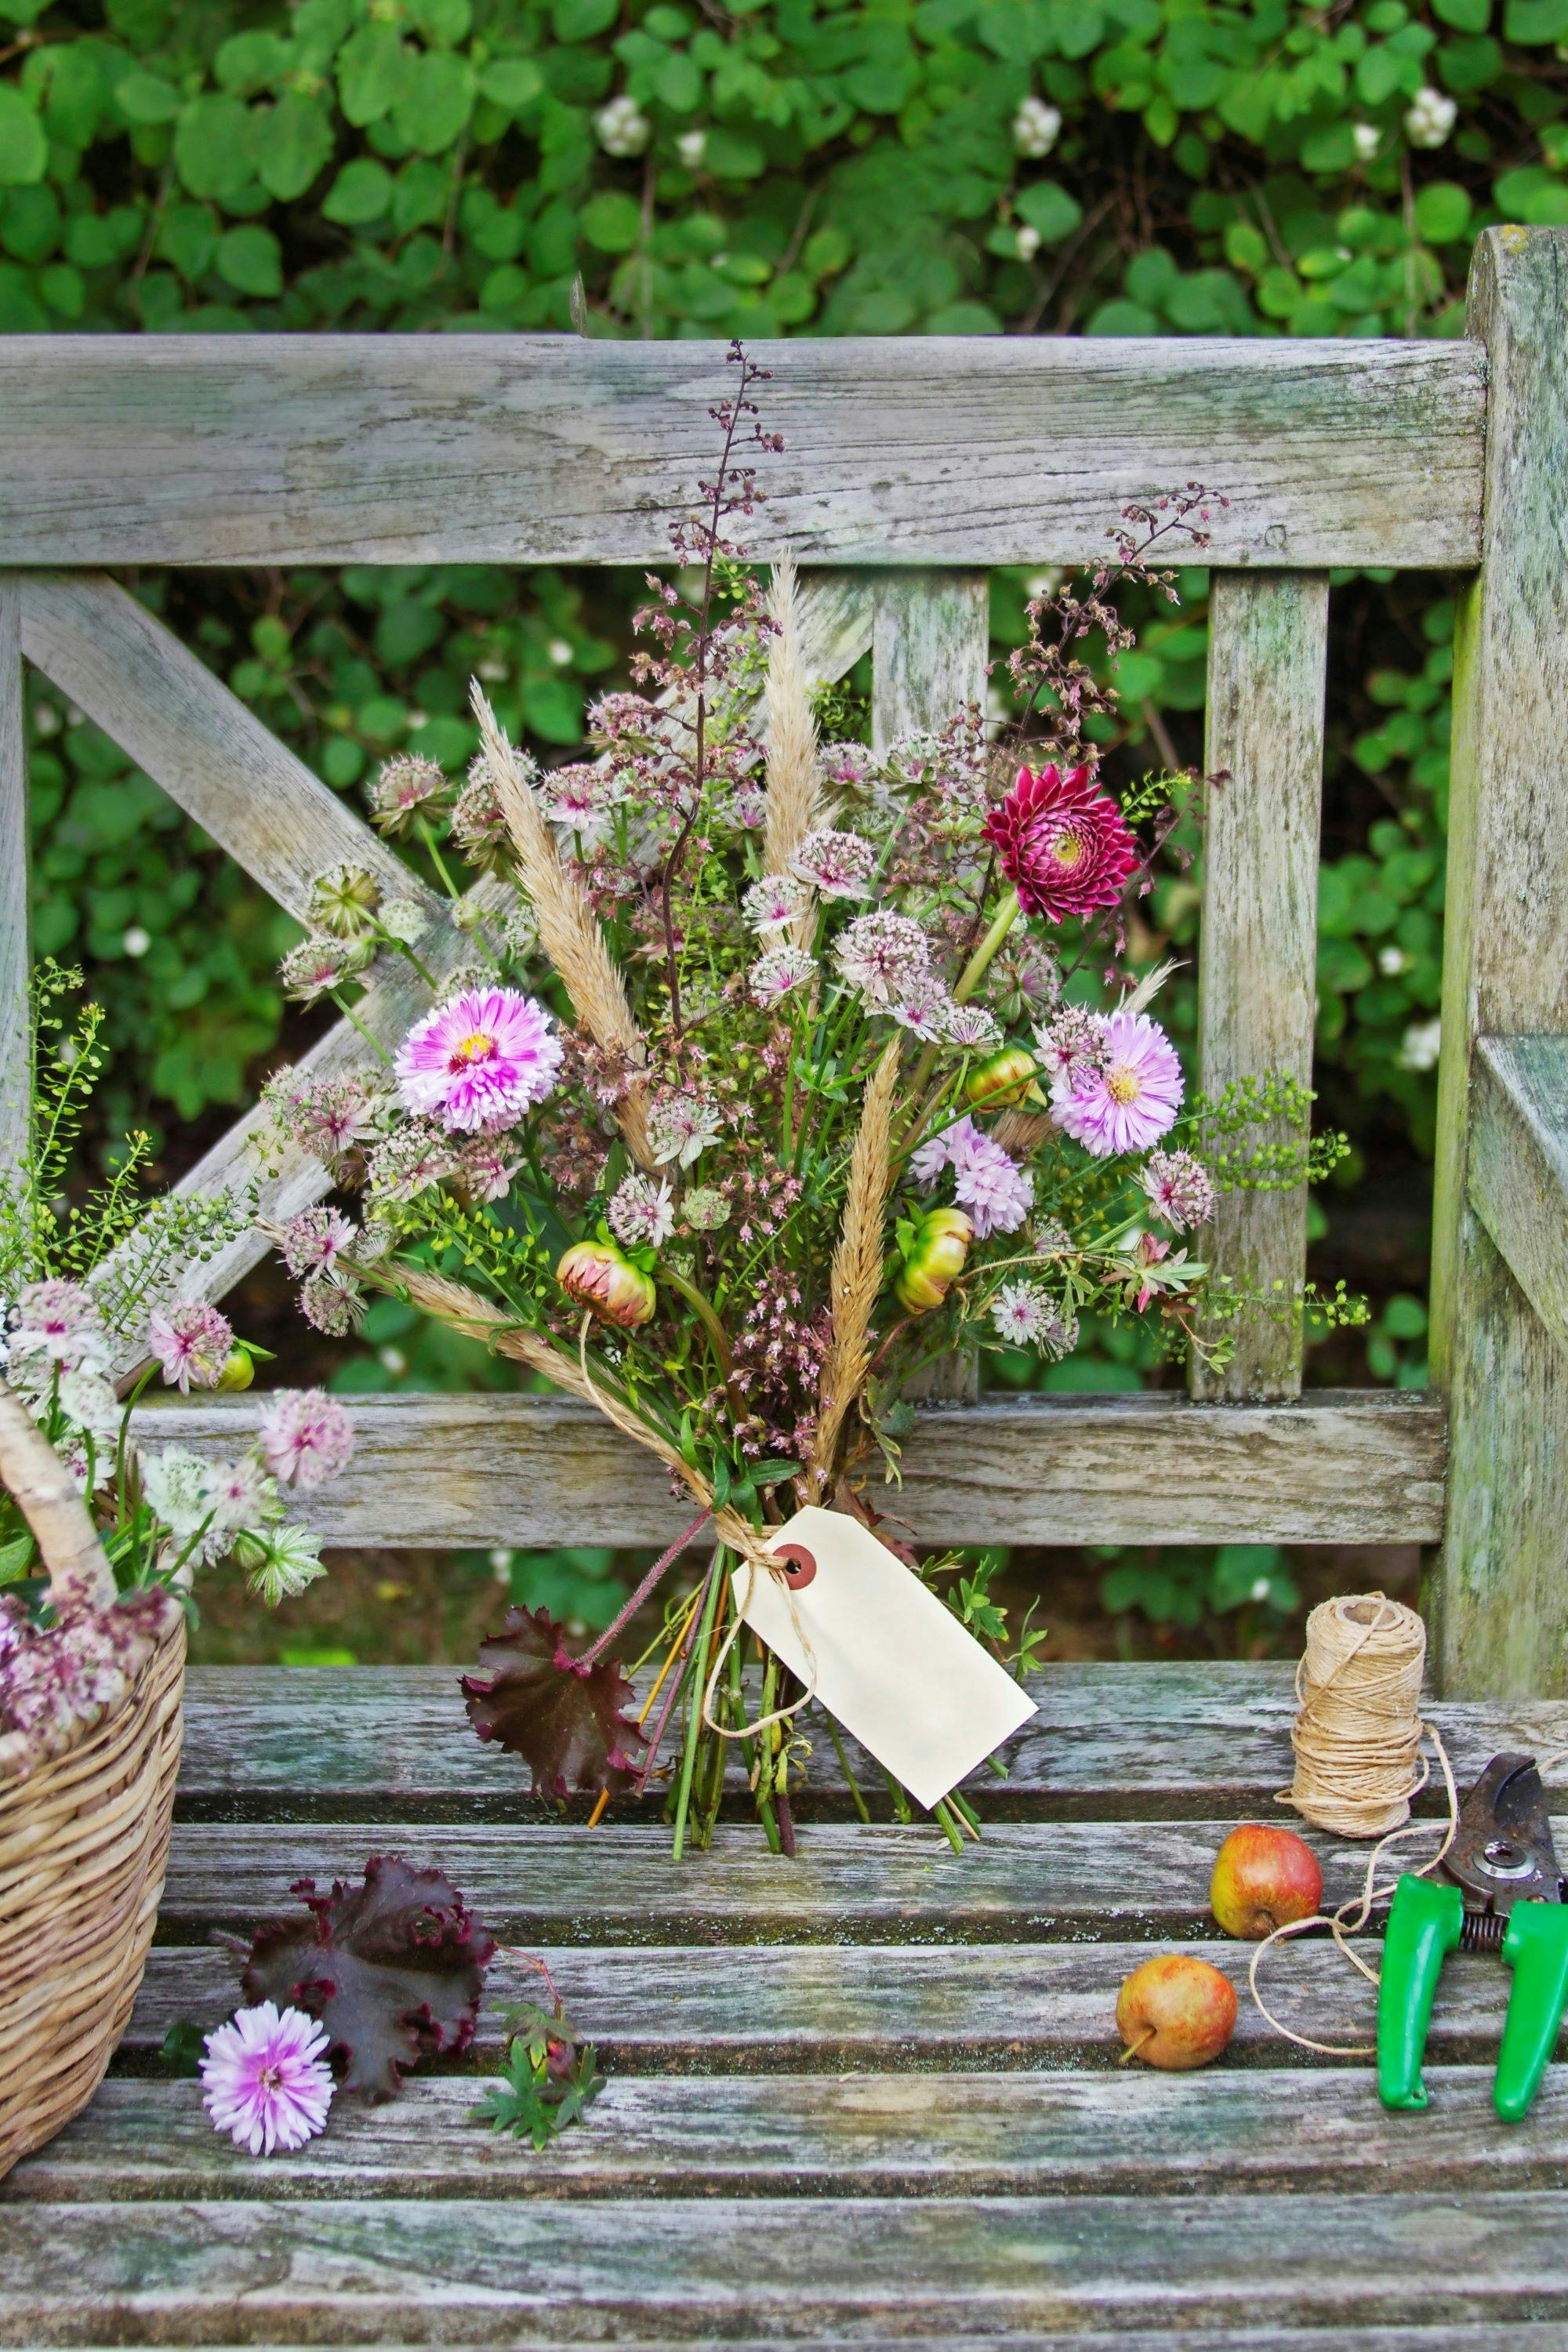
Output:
[0, 1380, 187, 2181]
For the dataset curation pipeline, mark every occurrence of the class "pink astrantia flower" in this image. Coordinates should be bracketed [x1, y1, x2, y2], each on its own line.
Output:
[790, 826, 876, 900]
[1139, 1147, 1215, 1232]
[278, 1207, 356, 1280]
[608, 1173, 676, 1250]
[455, 1137, 521, 1205]
[256, 1389, 354, 1491]
[911, 1116, 1033, 1240]
[10, 1279, 109, 1374]
[833, 911, 931, 1007]
[982, 764, 1138, 923]
[750, 945, 815, 1007]
[1052, 1009, 1183, 1156]
[742, 873, 811, 933]
[394, 988, 562, 1135]
[891, 982, 953, 1044]
[200, 2002, 335, 2157]
[147, 1301, 233, 1394]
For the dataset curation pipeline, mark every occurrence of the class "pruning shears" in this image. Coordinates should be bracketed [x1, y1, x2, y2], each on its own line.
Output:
[1377, 1752, 1568, 2121]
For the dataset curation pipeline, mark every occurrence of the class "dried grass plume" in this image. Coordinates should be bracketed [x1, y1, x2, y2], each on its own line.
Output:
[760, 556, 826, 931]
[808, 1036, 902, 1497]
[471, 682, 654, 1167]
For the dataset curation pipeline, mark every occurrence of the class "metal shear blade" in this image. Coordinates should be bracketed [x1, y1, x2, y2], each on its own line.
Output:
[1444, 1752, 1563, 1950]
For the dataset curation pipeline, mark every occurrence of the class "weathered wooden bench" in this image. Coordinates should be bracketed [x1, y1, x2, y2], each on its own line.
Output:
[3, 221, 1568, 2336]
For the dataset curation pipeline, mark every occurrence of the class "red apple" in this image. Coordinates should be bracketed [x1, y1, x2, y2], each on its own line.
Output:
[1210, 1823, 1323, 1940]
[1116, 1953, 1237, 2071]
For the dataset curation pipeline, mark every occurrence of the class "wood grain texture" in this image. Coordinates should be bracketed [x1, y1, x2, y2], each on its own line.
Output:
[1431, 229, 1568, 1697]
[0, 579, 26, 1173]
[1192, 571, 1328, 1401]
[872, 569, 990, 1404]
[132, 1386, 1447, 1548]
[0, 335, 1483, 570]
[170, 1661, 1568, 1823]
[2, 2188, 1566, 2341]
[115, 1940, 1559, 2076]
[1468, 1034, 1568, 1358]
[16, 572, 431, 928]
[150, 1813, 1484, 1943]
[13, 2066, 1568, 2202]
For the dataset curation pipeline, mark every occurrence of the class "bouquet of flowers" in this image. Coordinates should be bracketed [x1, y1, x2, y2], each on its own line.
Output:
[0, 967, 354, 1780]
[264, 348, 1351, 1855]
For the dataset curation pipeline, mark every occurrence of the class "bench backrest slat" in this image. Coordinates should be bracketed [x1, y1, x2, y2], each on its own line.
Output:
[0, 336, 1484, 571]
[1192, 571, 1330, 1403]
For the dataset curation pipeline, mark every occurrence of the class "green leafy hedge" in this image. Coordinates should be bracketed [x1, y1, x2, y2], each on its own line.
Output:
[5, 0, 1524, 1357]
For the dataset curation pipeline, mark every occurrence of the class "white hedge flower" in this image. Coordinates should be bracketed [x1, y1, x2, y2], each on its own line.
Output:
[1014, 223, 1042, 262]
[1012, 97, 1061, 159]
[677, 129, 708, 169]
[596, 95, 650, 157]
[1398, 1016, 1442, 1073]
[1352, 122, 1381, 161]
[1404, 86, 1456, 149]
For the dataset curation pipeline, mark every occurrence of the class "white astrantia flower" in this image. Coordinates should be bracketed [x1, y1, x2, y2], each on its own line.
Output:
[378, 897, 429, 946]
[245, 1523, 328, 1607]
[942, 1004, 1003, 1053]
[648, 1091, 724, 1169]
[789, 827, 877, 901]
[139, 1446, 216, 1541]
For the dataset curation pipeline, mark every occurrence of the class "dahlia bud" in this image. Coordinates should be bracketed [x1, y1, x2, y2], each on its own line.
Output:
[965, 1045, 1037, 1110]
[557, 1238, 656, 1330]
[895, 1207, 974, 1316]
[214, 1343, 256, 1393]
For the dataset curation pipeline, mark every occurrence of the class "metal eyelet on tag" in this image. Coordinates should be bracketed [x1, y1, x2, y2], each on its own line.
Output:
[776, 1542, 816, 1590]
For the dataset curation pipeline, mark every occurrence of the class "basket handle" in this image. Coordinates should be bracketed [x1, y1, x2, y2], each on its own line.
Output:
[0, 1378, 117, 1610]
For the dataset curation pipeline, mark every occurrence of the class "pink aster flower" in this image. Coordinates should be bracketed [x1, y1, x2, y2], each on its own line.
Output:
[1139, 1147, 1215, 1232]
[147, 1301, 233, 1393]
[394, 987, 562, 1135]
[256, 1389, 354, 1491]
[1052, 1009, 1183, 1156]
[982, 764, 1138, 923]
[200, 2002, 335, 2157]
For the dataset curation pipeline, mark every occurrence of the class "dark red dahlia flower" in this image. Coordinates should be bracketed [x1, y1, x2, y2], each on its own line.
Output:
[981, 764, 1138, 923]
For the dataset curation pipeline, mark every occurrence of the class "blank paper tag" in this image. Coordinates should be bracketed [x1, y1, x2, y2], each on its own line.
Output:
[733, 1504, 1036, 1812]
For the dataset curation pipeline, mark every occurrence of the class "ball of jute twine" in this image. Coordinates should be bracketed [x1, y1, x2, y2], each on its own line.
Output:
[1285, 1592, 1428, 1838]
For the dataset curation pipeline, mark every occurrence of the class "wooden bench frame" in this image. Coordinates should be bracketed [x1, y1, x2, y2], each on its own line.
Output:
[2, 225, 1563, 1695]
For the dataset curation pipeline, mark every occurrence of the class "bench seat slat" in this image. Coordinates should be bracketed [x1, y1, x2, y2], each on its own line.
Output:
[154, 1814, 1541, 1943]
[0, 335, 1485, 572]
[0, 2187, 1563, 2339]
[4, 2067, 1554, 2204]
[136, 1388, 1448, 1549]
[174, 1662, 1568, 1818]
[120, 1939, 1543, 2074]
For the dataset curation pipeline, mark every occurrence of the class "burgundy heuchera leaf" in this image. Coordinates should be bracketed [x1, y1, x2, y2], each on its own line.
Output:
[240, 1854, 495, 2101]
[461, 1606, 645, 1800]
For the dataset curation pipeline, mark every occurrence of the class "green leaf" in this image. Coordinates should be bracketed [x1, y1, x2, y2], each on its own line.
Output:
[0, 1530, 34, 1587]
[173, 95, 255, 203]
[554, 0, 619, 36]
[322, 158, 393, 225]
[580, 190, 642, 251]
[1433, 0, 1490, 24]
[213, 31, 290, 95]
[1014, 181, 1083, 242]
[254, 95, 334, 203]
[1503, 0, 1568, 37]
[114, 71, 182, 127]
[1412, 180, 1471, 242]
[481, 57, 545, 112]
[0, 88, 46, 186]
[216, 223, 283, 297]
[392, 50, 475, 154]
[337, 24, 416, 126]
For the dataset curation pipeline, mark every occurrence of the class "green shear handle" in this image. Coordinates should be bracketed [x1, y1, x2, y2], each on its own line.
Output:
[1377, 1874, 1462, 2113]
[1377, 1872, 1568, 2119]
